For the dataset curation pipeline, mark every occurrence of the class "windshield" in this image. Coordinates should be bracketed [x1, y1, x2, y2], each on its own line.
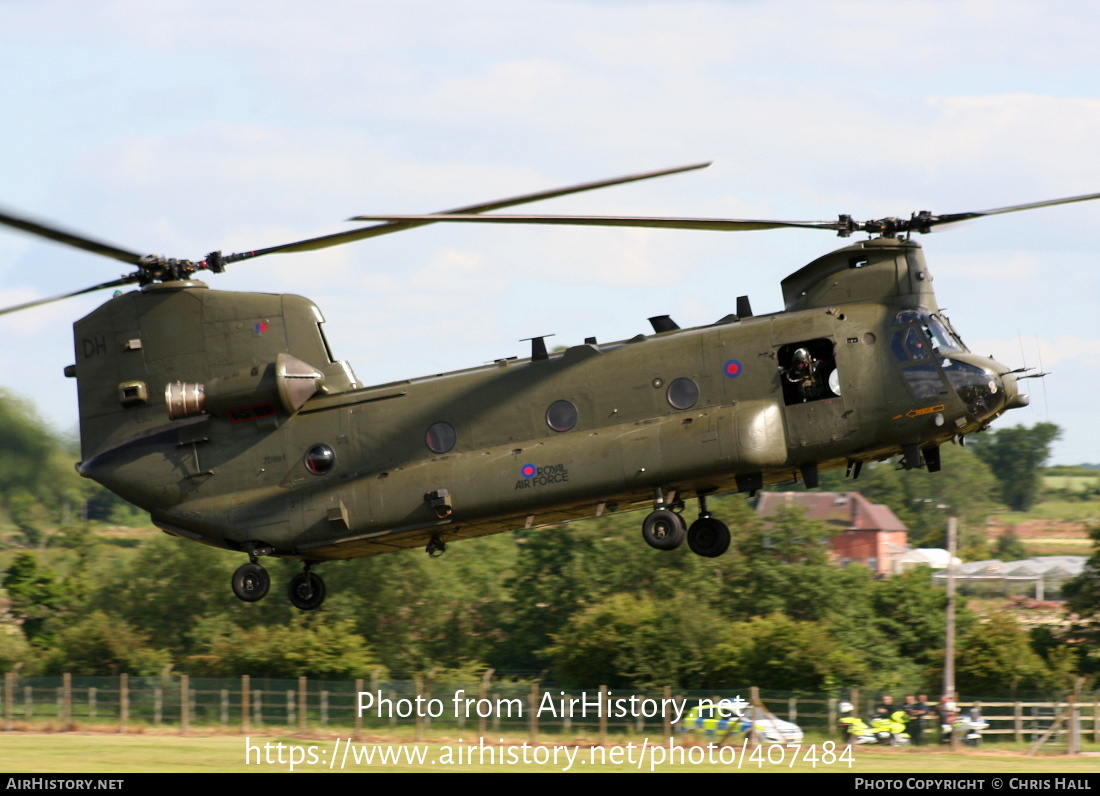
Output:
[893, 309, 962, 354]
[941, 358, 1003, 419]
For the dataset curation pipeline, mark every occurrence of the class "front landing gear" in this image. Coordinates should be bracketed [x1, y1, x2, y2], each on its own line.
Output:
[288, 565, 326, 611]
[687, 517, 730, 558]
[641, 487, 686, 550]
[686, 493, 730, 558]
[642, 508, 686, 550]
[232, 562, 270, 602]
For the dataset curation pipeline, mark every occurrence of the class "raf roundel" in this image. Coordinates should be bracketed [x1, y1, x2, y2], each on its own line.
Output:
[723, 359, 743, 378]
[520, 463, 537, 479]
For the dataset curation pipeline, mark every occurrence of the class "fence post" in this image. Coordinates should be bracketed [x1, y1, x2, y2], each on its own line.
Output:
[788, 696, 797, 723]
[598, 685, 608, 746]
[1094, 698, 1099, 744]
[529, 683, 539, 743]
[4, 672, 13, 730]
[89, 687, 96, 722]
[181, 675, 189, 736]
[414, 676, 423, 742]
[119, 674, 128, 734]
[663, 686, 672, 739]
[298, 677, 307, 732]
[1014, 701, 1022, 743]
[478, 677, 489, 736]
[241, 675, 250, 734]
[62, 673, 72, 731]
[1068, 681, 1083, 755]
[220, 689, 229, 728]
[354, 678, 363, 741]
[749, 687, 761, 747]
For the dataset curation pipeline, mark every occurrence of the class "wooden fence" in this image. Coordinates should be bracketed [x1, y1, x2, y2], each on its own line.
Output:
[2, 674, 1095, 749]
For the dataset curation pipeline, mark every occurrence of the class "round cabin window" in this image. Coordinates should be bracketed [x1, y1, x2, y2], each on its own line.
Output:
[666, 377, 699, 410]
[425, 421, 457, 454]
[546, 400, 578, 432]
[304, 444, 336, 475]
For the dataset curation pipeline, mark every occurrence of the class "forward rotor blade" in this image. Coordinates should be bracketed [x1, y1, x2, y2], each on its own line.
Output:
[222, 162, 711, 262]
[929, 191, 1100, 227]
[0, 275, 140, 316]
[347, 213, 844, 232]
[0, 207, 148, 265]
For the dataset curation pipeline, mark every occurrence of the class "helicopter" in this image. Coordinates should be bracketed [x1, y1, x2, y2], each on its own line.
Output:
[0, 162, 1092, 610]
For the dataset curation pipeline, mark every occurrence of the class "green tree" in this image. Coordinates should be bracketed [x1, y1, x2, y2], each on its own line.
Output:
[320, 536, 516, 674]
[872, 568, 946, 659]
[42, 612, 170, 675]
[971, 423, 1062, 511]
[722, 503, 853, 621]
[186, 617, 377, 678]
[993, 526, 1029, 560]
[543, 592, 740, 689]
[722, 613, 869, 691]
[855, 445, 1003, 547]
[87, 536, 278, 653]
[0, 623, 32, 674]
[955, 613, 1049, 694]
[0, 390, 95, 541]
[495, 505, 742, 671]
[1063, 525, 1100, 618]
[2, 553, 72, 643]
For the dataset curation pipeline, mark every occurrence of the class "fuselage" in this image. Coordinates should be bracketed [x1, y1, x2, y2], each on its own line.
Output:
[72, 236, 1022, 561]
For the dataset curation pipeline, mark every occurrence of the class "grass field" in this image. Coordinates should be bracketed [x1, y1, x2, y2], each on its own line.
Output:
[2, 733, 1100, 773]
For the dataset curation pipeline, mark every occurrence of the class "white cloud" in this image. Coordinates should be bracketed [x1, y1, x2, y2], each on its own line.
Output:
[935, 253, 1038, 281]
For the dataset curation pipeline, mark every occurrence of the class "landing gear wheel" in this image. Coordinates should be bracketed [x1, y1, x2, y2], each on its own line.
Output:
[642, 509, 686, 550]
[232, 562, 270, 602]
[687, 517, 731, 558]
[287, 571, 327, 611]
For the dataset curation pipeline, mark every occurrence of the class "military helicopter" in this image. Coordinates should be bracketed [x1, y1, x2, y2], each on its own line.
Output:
[0, 163, 1092, 610]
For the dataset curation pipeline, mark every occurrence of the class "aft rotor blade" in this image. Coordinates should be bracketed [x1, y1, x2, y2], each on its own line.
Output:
[0, 207, 148, 265]
[0, 275, 140, 316]
[347, 213, 845, 232]
[222, 162, 711, 262]
[929, 190, 1100, 227]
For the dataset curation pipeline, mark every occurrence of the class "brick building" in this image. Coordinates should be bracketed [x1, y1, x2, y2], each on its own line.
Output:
[755, 492, 909, 576]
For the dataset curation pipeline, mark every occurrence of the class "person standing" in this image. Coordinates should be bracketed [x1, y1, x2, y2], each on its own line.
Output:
[905, 695, 927, 746]
[935, 695, 956, 745]
[875, 694, 895, 719]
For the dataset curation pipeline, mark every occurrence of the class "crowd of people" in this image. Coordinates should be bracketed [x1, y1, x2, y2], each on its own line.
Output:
[841, 693, 979, 746]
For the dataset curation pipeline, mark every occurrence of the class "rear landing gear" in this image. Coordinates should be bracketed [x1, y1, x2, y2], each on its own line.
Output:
[232, 562, 270, 602]
[288, 565, 326, 611]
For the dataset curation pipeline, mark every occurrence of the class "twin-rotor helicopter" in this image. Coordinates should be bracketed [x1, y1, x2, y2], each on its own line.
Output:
[1, 162, 1090, 610]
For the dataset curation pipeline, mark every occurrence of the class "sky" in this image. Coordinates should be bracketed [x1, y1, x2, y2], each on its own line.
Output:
[0, 0, 1097, 464]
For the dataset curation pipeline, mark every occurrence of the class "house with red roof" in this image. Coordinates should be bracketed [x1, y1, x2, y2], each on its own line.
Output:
[755, 492, 909, 576]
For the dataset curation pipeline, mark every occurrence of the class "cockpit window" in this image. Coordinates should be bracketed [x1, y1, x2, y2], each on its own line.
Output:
[892, 308, 962, 359]
[902, 364, 948, 399]
[925, 318, 959, 353]
[891, 327, 932, 362]
[942, 359, 1001, 418]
